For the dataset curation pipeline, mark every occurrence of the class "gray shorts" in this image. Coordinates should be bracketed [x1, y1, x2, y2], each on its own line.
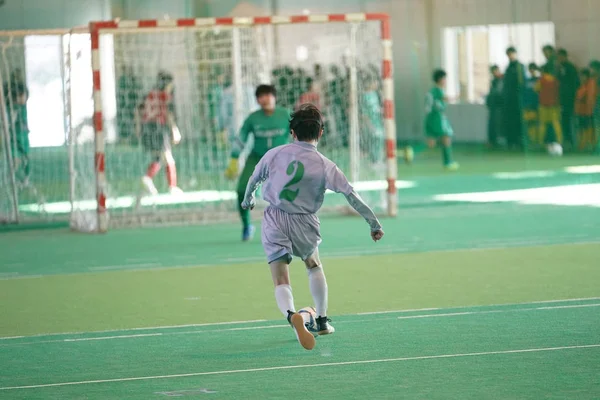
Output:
[262, 206, 321, 264]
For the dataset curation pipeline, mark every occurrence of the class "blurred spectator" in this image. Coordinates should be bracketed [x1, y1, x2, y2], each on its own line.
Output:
[574, 68, 596, 151]
[503, 47, 526, 149]
[3, 68, 28, 104]
[327, 65, 349, 146]
[219, 73, 257, 145]
[536, 64, 562, 145]
[542, 45, 557, 75]
[360, 74, 384, 164]
[486, 65, 504, 148]
[7, 83, 30, 185]
[116, 66, 141, 143]
[523, 63, 540, 146]
[557, 49, 580, 148]
[296, 77, 322, 111]
[589, 60, 600, 152]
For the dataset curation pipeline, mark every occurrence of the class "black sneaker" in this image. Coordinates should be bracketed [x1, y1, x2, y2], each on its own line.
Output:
[315, 316, 335, 335]
[287, 311, 316, 350]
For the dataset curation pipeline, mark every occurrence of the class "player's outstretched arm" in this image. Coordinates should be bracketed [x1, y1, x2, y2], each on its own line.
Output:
[343, 191, 384, 242]
[325, 161, 384, 241]
[241, 157, 268, 210]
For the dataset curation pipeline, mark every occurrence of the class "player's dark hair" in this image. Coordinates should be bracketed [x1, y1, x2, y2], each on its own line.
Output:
[255, 84, 276, 98]
[528, 63, 539, 71]
[157, 71, 174, 90]
[290, 103, 323, 142]
[506, 46, 517, 55]
[557, 48, 568, 57]
[432, 69, 446, 83]
[490, 64, 499, 73]
[580, 68, 591, 79]
[543, 44, 555, 53]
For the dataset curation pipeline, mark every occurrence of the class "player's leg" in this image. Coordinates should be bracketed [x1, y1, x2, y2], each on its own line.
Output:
[142, 151, 161, 195]
[161, 131, 182, 194]
[303, 249, 335, 335]
[524, 110, 538, 147]
[270, 258, 295, 316]
[236, 153, 260, 240]
[263, 208, 315, 350]
[440, 135, 458, 170]
[141, 123, 161, 195]
[551, 107, 563, 144]
[538, 107, 549, 145]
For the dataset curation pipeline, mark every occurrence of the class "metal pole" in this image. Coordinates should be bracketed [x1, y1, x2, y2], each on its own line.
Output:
[348, 23, 360, 184]
[0, 43, 20, 223]
[231, 26, 244, 164]
[65, 30, 76, 215]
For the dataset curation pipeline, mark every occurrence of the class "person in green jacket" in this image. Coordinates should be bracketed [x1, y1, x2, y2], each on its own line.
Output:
[425, 69, 458, 170]
[7, 83, 31, 185]
[224, 84, 291, 241]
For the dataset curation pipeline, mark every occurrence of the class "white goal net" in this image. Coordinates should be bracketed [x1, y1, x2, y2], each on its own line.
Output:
[74, 15, 395, 232]
[0, 29, 91, 226]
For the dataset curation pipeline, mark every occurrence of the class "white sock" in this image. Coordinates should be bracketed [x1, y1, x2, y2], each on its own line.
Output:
[274, 284, 295, 317]
[308, 265, 328, 317]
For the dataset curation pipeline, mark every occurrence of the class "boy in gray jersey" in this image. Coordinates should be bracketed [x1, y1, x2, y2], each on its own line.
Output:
[241, 104, 384, 350]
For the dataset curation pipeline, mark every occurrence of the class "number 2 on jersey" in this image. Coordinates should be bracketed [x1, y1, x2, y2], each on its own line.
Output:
[279, 161, 305, 202]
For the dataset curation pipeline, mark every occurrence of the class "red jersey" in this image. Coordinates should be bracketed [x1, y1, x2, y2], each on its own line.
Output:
[575, 79, 597, 116]
[141, 90, 172, 125]
[537, 74, 560, 107]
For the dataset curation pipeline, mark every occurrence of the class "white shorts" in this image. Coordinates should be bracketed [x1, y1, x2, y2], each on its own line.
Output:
[261, 206, 321, 264]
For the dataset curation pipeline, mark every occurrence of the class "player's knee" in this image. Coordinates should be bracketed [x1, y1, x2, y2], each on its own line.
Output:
[304, 258, 320, 270]
[441, 136, 452, 147]
[163, 151, 175, 165]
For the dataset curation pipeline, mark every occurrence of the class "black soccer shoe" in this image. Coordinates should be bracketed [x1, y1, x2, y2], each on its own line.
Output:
[315, 316, 335, 335]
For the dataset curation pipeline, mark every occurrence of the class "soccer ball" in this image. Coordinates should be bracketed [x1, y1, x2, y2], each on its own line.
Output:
[298, 306, 318, 337]
[547, 142, 563, 156]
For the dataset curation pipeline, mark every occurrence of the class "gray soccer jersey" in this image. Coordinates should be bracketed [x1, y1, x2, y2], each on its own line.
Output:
[242, 141, 382, 231]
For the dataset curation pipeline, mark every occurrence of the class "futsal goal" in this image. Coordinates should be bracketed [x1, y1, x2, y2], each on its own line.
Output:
[76, 13, 396, 232]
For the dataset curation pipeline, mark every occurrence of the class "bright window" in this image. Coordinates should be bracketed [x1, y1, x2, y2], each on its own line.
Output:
[443, 22, 555, 104]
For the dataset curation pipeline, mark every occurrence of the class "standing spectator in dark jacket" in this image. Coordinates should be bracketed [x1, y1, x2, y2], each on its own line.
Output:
[486, 65, 504, 147]
[557, 49, 580, 148]
[503, 47, 526, 149]
[542, 45, 557, 75]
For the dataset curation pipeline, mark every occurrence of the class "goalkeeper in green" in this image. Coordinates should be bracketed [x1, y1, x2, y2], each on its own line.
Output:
[225, 84, 291, 241]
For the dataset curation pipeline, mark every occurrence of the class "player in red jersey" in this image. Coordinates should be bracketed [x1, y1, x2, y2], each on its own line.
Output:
[136, 71, 182, 195]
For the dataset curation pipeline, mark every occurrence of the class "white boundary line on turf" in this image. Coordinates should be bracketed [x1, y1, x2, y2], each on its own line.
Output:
[1, 301, 599, 347]
[0, 319, 267, 341]
[355, 297, 600, 316]
[1, 298, 599, 341]
[1, 344, 599, 391]
[2, 238, 599, 282]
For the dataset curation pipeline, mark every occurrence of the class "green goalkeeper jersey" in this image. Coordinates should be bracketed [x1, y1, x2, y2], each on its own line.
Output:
[231, 107, 291, 158]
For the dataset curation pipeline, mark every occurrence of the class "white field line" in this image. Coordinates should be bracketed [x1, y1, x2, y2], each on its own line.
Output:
[1, 344, 599, 391]
[63, 333, 163, 342]
[1, 301, 599, 347]
[88, 263, 161, 271]
[0, 319, 267, 341]
[2, 298, 599, 340]
[2, 238, 599, 282]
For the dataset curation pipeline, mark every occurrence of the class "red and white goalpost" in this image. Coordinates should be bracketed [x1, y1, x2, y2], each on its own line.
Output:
[82, 13, 396, 233]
